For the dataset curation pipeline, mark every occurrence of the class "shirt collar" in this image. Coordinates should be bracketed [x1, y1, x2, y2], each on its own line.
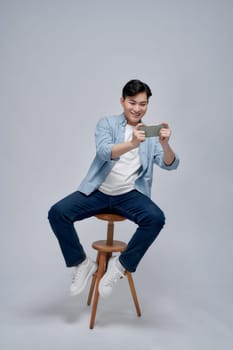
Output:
[119, 113, 127, 126]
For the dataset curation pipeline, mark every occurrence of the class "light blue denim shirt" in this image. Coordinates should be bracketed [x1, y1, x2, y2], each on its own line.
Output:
[78, 113, 179, 198]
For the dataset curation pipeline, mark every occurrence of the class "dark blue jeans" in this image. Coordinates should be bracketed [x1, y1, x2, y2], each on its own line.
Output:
[48, 190, 165, 272]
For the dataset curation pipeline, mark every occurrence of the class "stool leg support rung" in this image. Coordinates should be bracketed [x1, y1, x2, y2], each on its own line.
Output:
[126, 272, 142, 317]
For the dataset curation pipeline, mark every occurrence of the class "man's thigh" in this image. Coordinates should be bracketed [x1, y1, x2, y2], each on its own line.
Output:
[52, 190, 110, 221]
[112, 190, 165, 224]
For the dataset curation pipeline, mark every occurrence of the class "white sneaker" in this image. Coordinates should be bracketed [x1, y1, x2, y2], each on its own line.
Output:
[98, 256, 125, 298]
[70, 257, 97, 296]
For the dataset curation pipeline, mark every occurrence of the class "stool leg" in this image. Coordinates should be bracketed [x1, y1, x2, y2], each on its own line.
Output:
[87, 252, 100, 306]
[89, 253, 106, 329]
[87, 273, 97, 306]
[126, 272, 142, 317]
[106, 251, 112, 264]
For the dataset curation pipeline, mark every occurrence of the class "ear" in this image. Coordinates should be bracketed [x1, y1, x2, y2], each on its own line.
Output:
[120, 97, 124, 106]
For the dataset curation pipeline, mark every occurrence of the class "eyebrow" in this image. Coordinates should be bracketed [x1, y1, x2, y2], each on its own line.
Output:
[128, 99, 148, 104]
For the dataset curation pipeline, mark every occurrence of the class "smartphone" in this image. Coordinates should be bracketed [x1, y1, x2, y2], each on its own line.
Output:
[138, 124, 164, 137]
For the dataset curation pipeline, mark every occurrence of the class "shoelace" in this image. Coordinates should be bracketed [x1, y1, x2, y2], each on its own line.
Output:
[71, 265, 85, 284]
[71, 263, 90, 283]
[106, 270, 123, 287]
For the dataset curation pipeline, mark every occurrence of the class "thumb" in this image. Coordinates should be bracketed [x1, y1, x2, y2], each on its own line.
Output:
[135, 123, 145, 130]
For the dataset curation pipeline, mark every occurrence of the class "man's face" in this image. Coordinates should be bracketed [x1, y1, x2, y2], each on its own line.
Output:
[120, 92, 149, 126]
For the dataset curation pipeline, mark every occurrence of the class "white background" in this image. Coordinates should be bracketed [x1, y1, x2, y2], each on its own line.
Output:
[1, 0, 232, 349]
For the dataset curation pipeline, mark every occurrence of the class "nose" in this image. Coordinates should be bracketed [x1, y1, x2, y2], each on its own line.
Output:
[133, 104, 140, 112]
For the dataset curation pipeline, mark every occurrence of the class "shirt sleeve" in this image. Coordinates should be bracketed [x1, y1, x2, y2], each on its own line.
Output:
[95, 117, 116, 161]
[153, 139, 180, 170]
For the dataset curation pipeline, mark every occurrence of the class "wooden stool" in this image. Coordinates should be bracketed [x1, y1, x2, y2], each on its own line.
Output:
[87, 213, 141, 329]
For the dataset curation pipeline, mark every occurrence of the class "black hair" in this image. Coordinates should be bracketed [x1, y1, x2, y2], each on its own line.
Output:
[122, 79, 152, 100]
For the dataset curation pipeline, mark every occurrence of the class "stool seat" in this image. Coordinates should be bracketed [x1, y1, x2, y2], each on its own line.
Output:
[87, 213, 141, 329]
[95, 213, 126, 222]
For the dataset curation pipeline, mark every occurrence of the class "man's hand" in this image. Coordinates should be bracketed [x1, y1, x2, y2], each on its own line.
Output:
[131, 123, 146, 147]
[159, 123, 171, 145]
[111, 123, 145, 159]
[159, 122, 175, 166]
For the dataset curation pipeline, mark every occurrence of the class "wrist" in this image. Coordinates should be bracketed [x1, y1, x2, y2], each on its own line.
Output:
[161, 141, 170, 150]
[129, 140, 139, 149]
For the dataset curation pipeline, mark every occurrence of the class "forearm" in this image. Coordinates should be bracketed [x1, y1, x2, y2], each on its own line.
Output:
[162, 143, 176, 166]
[111, 141, 136, 159]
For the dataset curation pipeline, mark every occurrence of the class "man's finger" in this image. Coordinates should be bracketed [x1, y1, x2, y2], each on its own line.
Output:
[135, 123, 145, 130]
[161, 122, 169, 128]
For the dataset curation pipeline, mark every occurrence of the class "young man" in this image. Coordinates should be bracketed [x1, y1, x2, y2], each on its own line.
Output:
[48, 79, 179, 298]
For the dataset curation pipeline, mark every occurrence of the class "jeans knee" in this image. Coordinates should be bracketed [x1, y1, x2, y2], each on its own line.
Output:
[158, 210, 166, 229]
[48, 203, 63, 223]
[148, 208, 165, 230]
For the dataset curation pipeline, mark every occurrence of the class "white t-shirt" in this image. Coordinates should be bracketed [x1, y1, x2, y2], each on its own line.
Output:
[99, 124, 141, 195]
